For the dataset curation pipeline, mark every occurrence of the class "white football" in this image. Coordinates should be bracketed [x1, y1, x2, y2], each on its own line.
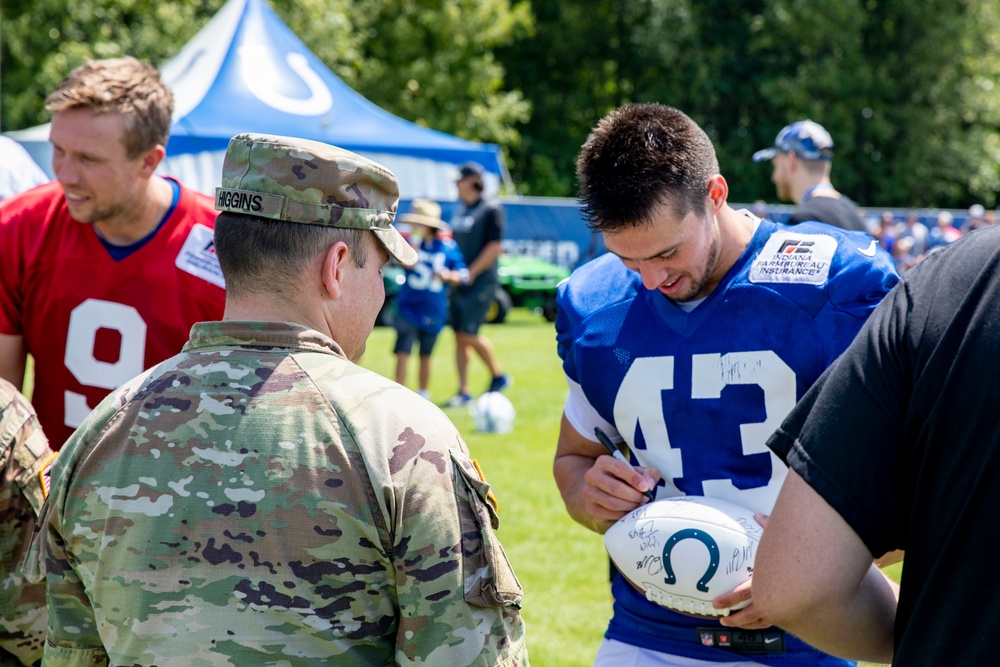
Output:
[604, 496, 762, 617]
[470, 391, 515, 434]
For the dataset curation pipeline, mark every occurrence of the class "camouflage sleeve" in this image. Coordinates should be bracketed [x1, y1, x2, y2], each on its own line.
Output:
[34, 402, 116, 667]
[389, 429, 528, 666]
[0, 382, 54, 665]
[41, 525, 109, 666]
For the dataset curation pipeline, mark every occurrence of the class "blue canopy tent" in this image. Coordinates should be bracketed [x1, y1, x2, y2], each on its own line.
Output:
[7, 0, 509, 200]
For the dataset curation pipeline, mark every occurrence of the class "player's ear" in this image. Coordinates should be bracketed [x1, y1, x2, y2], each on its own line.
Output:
[138, 144, 166, 177]
[320, 241, 349, 300]
[707, 175, 728, 213]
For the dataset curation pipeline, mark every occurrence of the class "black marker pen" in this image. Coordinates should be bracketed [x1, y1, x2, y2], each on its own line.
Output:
[594, 427, 655, 502]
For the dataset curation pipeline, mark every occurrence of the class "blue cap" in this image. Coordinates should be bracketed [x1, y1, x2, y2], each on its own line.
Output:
[753, 120, 834, 162]
[455, 161, 485, 180]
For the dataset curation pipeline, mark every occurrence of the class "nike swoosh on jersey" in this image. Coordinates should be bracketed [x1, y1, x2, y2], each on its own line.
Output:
[858, 239, 878, 257]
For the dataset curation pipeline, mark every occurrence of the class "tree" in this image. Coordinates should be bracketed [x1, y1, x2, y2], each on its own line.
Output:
[498, 0, 775, 198]
[499, 0, 1000, 207]
[1, 0, 225, 131]
[0, 0, 532, 182]
[6, 0, 1000, 207]
[340, 0, 531, 150]
[749, 0, 1000, 207]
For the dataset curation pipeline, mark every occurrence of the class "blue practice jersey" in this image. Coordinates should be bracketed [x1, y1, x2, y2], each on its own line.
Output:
[556, 216, 898, 666]
[396, 237, 468, 334]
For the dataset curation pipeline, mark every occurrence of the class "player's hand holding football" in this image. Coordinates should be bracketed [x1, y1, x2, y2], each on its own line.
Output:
[582, 454, 660, 526]
[714, 582, 771, 629]
[717, 512, 771, 629]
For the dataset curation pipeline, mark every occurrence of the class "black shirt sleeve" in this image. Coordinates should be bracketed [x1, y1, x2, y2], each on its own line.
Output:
[482, 204, 504, 246]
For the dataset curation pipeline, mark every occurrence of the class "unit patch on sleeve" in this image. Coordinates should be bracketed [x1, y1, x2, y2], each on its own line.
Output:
[749, 231, 837, 286]
[175, 223, 226, 288]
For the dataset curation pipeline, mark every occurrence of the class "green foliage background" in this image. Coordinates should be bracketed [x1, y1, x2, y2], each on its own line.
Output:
[4, 0, 1000, 207]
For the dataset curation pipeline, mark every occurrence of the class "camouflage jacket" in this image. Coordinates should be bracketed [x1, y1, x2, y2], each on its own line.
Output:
[30, 322, 528, 666]
[0, 379, 53, 665]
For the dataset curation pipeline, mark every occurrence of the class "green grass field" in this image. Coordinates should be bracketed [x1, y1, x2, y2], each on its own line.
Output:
[362, 308, 901, 667]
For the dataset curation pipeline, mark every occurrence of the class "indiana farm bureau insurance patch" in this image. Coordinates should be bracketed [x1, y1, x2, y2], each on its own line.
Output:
[749, 232, 837, 285]
[176, 223, 226, 288]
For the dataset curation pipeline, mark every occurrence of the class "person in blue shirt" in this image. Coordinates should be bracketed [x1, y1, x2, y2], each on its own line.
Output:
[553, 103, 900, 667]
[393, 199, 468, 401]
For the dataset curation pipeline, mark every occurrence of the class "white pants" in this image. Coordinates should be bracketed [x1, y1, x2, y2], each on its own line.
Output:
[594, 638, 768, 667]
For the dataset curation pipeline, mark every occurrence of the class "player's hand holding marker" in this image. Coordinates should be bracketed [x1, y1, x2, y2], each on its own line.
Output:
[583, 427, 661, 527]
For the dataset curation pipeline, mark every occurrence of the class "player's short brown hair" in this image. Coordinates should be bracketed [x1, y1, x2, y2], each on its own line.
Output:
[577, 103, 720, 232]
[45, 57, 173, 159]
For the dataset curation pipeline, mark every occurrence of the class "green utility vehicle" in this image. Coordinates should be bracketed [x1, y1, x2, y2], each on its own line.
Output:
[379, 254, 570, 326]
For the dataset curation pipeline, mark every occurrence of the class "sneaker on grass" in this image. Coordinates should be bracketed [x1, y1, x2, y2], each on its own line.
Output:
[447, 391, 473, 408]
[486, 374, 512, 393]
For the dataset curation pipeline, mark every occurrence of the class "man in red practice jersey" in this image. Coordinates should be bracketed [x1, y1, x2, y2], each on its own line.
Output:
[0, 57, 225, 448]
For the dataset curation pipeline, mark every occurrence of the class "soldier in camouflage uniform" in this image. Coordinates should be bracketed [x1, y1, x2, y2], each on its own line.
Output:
[27, 134, 529, 666]
[0, 378, 53, 665]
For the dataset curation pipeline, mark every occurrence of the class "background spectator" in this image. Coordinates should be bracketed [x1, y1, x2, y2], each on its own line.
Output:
[753, 119, 867, 231]
[447, 162, 510, 406]
[961, 203, 987, 233]
[875, 210, 898, 254]
[393, 199, 468, 401]
[928, 210, 962, 249]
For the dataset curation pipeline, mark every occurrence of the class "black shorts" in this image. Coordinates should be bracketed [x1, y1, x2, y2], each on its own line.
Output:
[393, 314, 440, 356]
[449, 282, 495, 335]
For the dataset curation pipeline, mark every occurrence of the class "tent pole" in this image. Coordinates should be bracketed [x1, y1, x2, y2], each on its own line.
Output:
[499, 154, 517, 197]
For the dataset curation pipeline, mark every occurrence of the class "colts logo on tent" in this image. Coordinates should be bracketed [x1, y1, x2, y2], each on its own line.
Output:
[239, 45, 333, 116]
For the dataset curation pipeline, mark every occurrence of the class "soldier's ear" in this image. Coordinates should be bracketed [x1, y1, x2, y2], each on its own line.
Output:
[320, 241, 349, 300]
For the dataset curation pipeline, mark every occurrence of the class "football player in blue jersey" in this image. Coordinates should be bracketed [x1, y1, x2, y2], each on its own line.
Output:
[552, 103, 900, 667]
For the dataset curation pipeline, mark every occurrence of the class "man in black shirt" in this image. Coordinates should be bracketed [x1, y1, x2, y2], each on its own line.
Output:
[446, 162, 510, 407]
[752, 226, 1000, 665]
[753, 120, 866, 232]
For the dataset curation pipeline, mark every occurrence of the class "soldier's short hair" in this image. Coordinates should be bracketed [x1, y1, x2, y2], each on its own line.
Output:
[214, 213, 367, 298]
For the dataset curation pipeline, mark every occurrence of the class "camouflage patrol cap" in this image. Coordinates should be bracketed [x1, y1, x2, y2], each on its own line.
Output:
[215, 133, 418, 268]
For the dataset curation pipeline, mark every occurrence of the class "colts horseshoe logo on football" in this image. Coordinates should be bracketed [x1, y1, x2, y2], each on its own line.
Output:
[662, 529, 720, 593]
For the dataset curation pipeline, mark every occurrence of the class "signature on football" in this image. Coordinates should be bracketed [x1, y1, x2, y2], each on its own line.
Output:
[725, 544, 756, 576]
[734, 516, 764, 538]
[635, 553, 663, 575]
[628, 519, 660, 552]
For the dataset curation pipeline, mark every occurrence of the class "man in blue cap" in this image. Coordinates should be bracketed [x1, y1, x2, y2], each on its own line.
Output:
[753, 120, 866, 232]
